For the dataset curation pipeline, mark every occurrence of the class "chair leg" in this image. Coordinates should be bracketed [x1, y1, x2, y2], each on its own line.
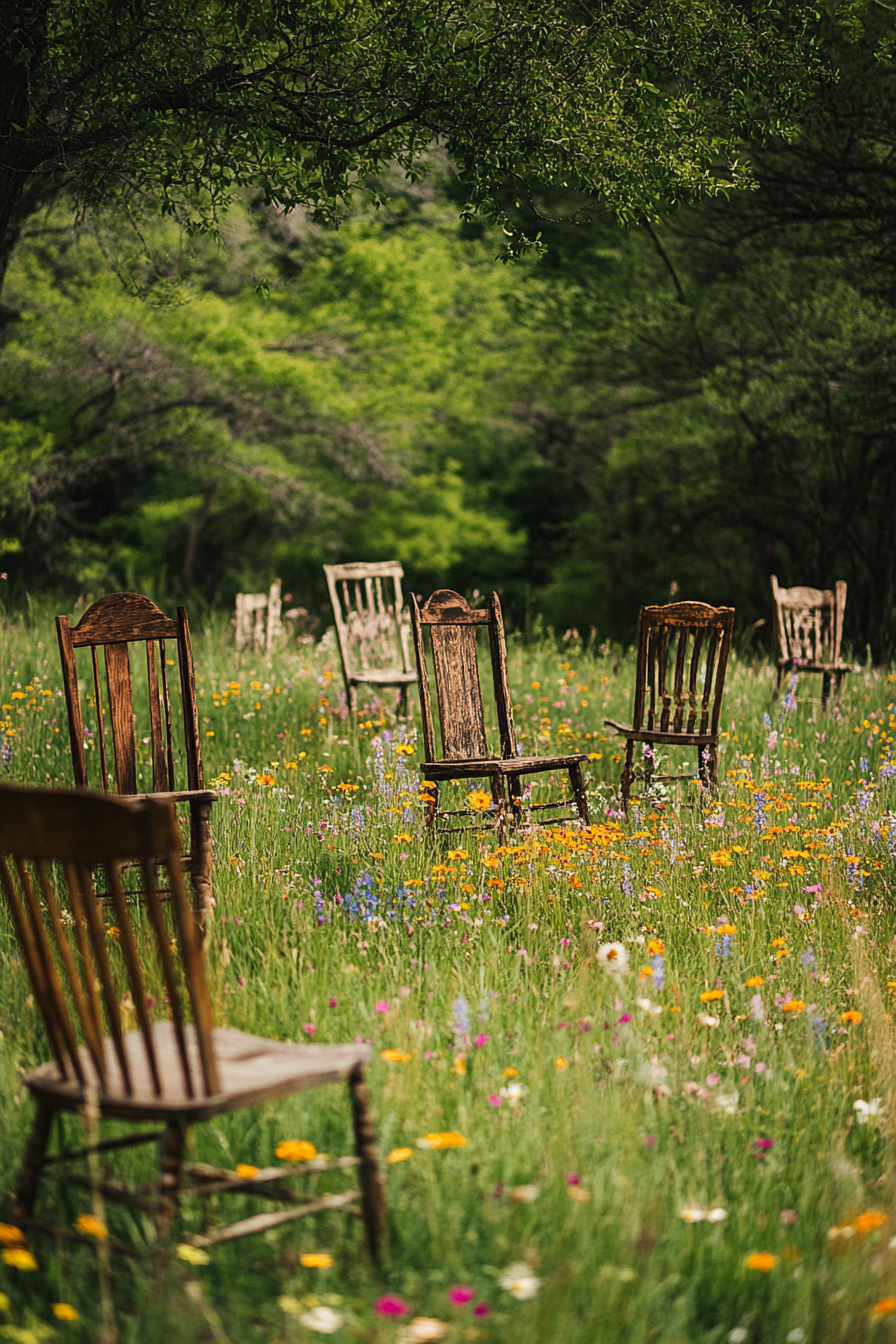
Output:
[188, 798, 213, 926]
[698, 745, 716, 792]
[349, 683, 358, 716]
[821, 672, 831, 709]
[12, 1099, 54, 1221]
[568, 762, 590, 825]
[424, 782, 438, 832]
[348, 1065, 387, 1265]
[491, 774, 507, 841]
[156, 1120, 185, 1233]
[620, 741, 635, 812]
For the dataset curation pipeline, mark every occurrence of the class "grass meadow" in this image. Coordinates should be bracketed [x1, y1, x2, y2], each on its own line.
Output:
[0, 605, 895, 1344]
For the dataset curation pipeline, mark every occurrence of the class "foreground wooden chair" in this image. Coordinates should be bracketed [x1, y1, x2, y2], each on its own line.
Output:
[771, 575, 852, 705]
[410, 589, 590, 834]
[2, 783, 387, 1260]
[605, 601, 734, 809]
[56, 593, 216, 915]
[324, 562, 416, 714]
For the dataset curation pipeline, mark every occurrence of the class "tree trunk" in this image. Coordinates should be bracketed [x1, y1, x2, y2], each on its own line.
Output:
[0, 3, 51, 302]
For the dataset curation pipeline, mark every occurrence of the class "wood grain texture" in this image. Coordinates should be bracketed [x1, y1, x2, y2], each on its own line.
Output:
[70, 592, 178, 647]
[104, 642, 137, 794]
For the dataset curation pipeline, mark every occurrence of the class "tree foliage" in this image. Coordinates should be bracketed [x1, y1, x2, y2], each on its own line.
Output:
[0, 0, 822, 289]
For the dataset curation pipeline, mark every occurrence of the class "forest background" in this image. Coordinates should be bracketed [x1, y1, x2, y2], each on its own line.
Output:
[2, 15, 896, 658]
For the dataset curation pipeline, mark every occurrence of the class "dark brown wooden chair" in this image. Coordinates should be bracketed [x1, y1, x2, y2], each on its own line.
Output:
[324, 562, 416, 714]
[605, 601, 735, 809]
[771, 575, 853, 705]
[410, 589, 590, 834]
[1, 783, 387, 1260]
[56, 592, 216, 915]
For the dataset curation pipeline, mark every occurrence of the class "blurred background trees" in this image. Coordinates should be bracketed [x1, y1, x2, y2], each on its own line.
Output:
[2, 7, 896, 657]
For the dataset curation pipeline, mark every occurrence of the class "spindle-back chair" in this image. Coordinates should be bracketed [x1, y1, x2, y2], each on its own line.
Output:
[605, 601, 735, 808]
[324, 562, 415, 714]
[235, 579, 283, 654]
[56, 592, 216, 914]
[1, 783, 386, 1259]
[771, 575, 852, 704]
[410, 589, 590, 834]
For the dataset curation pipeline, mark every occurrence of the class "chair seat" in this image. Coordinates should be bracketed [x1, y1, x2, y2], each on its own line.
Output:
[25, 1023, 371, 1122]
[604, 719, 716, 747]
[421, 753, 587, 779]
[349, 669, 417, 684]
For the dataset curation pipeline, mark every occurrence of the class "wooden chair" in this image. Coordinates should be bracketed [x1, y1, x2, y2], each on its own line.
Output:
[770, 575, 852, 705]
[605, 601, 735, 809]
[324, 562, 416, 714]
[56, 592, 216, 915]
[235, 579, 283, 654]
[1, 783, 387, 1260]
[409, 589, 590, 834]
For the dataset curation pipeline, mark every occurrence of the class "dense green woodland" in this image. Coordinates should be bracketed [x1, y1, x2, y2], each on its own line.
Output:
[2, 17, 896, 655]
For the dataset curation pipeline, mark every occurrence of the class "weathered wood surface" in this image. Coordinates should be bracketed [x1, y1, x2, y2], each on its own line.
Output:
[410, 589, 590, 832]
[605, 600, 735, 809]
[2, 784, 387, 1258]
[771, 575, 852, 704]
[324, 561, 415, 713]
[235, 580, 283, 653]
[56, 593, 212, 913]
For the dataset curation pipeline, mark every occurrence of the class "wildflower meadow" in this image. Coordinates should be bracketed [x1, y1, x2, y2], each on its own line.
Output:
[1, 607, 896, 1344]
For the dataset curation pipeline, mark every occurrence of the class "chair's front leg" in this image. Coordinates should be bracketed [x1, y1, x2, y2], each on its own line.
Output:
[490, 774, 507, 841]
[821, 672, 831, 709]
[424, 781, 438, 832]
[189, 798, 214, 927]
[12, 1098, 53, 1221]
[568, 762, 590, 825]
[348, 1065, 387, 1265]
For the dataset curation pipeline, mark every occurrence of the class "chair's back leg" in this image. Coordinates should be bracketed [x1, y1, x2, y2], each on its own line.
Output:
[822, 671, 831, 709]
[157, 1120, 186, 1233]
[348, 1065, 387, 1265]
[568, 762, 590, 825]
[424, 783, 438, 831]
[188, 798, 213, 929]
[13, 1098, 54, 1221]
[620, 741, 635, 812]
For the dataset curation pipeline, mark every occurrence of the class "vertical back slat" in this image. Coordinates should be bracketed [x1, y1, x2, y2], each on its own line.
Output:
[430, 625, 489, 759]
[104, 642, 137, 795]
[91, 646, 110, 792]
[488, 594, 517, 760]
[56, 617, 89, 788]
[146, 641, 167, 793]
[411, 599, 437, 761]
[107, 861, 162, 1096]
[0, 857, 69, 1078]
[76, 862, 133, 1094]
[657, 625, 672, 732]
[17, 860, 85, 1074]
[686, 628, 704, 733]
[158, 641, 176, 792]
[671, 627, 688, 733]
[700, 627, 722, 734]
[65, 861, 107, 1079]
[140, 858, 196, 1099]
[176, 609, 203, 791]
[35, 860, 100, 1085]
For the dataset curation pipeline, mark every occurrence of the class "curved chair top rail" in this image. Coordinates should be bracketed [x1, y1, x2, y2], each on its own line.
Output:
[65, 592, 181, 647]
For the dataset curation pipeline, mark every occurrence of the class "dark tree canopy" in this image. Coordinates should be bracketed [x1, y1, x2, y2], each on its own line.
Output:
[1, 0, 822, 290]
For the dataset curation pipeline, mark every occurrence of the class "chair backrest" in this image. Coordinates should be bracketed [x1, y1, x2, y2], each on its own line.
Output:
[235, 580, 282, 654]
[630, 601, 735, 738]
[410, 589, 516, 762]
[324, 563, 413, 682]
[770, 576, 846, 666]
[0, 784, 218, 1099]
[56, 593, 203, 796]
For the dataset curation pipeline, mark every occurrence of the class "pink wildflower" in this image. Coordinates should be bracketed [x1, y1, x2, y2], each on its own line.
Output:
[447, 1287, 476, 1305]
[474, 1034, 489, 1048]
[374, 1295, 409, 1316]
[374, 1001, 390, 1013]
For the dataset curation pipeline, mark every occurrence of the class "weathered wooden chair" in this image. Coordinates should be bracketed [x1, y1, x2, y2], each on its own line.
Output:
[56, 593, 216, 915]
[1, 783, 387, 1260]
[771, 575, 852, 705]
[324, 562, 416, 714]
[410, 589, 590, 833]
[605, 601, 735, 809]
[235, 579, 283, 654]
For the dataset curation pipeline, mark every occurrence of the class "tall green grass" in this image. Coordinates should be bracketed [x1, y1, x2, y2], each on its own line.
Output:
[0, 606, 894, 1344]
